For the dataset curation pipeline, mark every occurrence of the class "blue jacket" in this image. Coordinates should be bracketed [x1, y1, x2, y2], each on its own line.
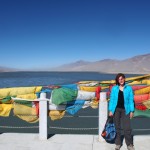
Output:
[108, 84, 134, 115]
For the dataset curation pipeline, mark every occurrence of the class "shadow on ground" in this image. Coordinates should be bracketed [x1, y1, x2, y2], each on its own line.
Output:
[48, 134, 55, 139]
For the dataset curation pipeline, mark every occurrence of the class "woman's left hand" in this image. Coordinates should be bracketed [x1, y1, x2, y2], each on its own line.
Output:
[130, 112, 134, 119]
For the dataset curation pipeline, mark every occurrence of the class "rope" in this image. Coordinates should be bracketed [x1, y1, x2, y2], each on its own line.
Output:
[14, 114, 38, 116]
[63, 115, 98, 118]
[0, 126, 98, 130]
[0, 126, 39, 129]
[133, 129, 150, 131]
[1, 126, 150, 131]
[49, 126, 98, 130]
[12, 114, 98, 117]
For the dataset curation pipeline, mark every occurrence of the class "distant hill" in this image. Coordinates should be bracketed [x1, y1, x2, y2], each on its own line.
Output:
[0, 66, 16, 72]
[50, 53, 150, 74]
[1, 53, 150, 74]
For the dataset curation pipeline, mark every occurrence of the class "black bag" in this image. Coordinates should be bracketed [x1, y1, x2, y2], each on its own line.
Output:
[101, 116, 116, 142]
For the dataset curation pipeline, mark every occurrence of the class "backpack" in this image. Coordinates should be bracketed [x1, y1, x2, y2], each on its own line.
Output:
[101, 116, 116, 142]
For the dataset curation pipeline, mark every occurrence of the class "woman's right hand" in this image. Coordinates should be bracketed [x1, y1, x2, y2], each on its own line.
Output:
[109, 111, 113, 116]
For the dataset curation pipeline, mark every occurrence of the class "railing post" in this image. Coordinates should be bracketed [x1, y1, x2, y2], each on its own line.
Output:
[99, 92, 108, 142]
[39, 92, 48, 140]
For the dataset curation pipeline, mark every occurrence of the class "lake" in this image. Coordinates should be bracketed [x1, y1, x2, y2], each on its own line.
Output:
[0, 71, 142, 88]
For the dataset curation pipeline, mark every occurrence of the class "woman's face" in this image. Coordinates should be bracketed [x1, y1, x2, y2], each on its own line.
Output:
[118, 76, 125, 86]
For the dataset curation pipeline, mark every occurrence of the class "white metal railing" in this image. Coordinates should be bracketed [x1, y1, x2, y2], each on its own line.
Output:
[39, 93, 49, 140]
[98, 92, 108, 142]
[39, 92, 108, 141]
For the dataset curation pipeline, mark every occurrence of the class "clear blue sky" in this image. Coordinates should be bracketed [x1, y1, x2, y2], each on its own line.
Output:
[0, 0, 150, 69]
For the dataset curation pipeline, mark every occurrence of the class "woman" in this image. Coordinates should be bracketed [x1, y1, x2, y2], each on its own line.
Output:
[109, 73, 135, 150]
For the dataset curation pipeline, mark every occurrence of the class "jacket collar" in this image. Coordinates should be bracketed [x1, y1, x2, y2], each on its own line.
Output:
[116, 84, 127, 88]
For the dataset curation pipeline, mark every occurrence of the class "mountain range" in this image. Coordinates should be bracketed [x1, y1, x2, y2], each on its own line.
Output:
[50, 53, 150, 74]
[0, 53, 150, 74]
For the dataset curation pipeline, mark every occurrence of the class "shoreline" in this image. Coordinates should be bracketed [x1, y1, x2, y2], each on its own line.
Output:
[0, 70, 149, 75]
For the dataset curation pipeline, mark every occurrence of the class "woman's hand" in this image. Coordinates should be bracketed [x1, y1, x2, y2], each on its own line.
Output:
[109, 111, 113, 117]
[130, 112, 134, 119]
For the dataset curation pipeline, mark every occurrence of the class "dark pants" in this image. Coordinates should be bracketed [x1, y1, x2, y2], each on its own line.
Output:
[113, 108, 133, 146]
